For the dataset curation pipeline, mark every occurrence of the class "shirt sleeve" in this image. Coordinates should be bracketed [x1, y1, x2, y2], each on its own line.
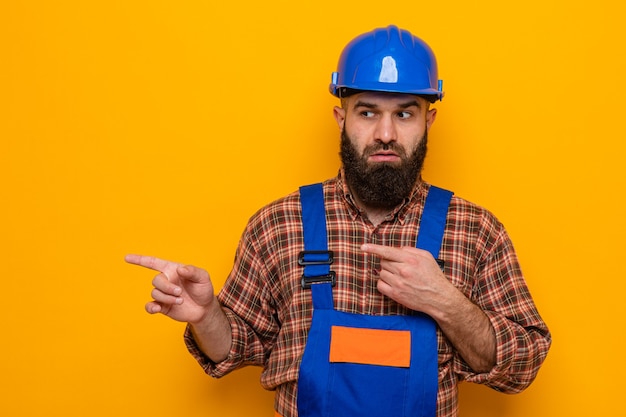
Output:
[453, 223, 551, 393]
[183, 217, 280, 378]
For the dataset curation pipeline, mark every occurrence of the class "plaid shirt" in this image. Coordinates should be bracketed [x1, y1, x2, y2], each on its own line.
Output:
[185, 172, 551, 417]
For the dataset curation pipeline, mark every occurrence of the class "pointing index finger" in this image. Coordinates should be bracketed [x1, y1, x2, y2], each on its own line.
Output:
[361, 243, 403, 261]
[125, 254, 177, 272]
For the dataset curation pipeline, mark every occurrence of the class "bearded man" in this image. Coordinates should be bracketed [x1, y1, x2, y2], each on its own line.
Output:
[126, 25, 551, 417]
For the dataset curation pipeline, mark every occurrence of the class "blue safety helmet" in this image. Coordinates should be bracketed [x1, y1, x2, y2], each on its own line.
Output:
[330, 25, 444, 102]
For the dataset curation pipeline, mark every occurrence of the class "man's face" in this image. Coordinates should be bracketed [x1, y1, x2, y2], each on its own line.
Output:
[334, 92, 437, 209]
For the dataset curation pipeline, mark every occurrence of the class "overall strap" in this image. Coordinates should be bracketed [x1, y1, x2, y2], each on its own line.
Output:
[299, 183, 335, 309]
[416, 185, 453, 260]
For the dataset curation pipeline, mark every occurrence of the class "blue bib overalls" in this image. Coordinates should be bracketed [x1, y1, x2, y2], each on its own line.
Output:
[295, 183, 453, 417]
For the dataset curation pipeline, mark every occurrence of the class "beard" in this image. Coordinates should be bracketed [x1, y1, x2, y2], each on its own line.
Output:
[340, 129, 428, 210]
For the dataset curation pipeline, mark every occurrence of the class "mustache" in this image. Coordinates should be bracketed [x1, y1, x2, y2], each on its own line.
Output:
[363, 142, 408, 158]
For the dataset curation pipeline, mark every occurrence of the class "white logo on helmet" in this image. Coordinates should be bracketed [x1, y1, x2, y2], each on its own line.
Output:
[378, 56, 398, 83]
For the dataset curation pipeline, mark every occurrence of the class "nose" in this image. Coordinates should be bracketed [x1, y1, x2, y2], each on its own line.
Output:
[374, 113, 397, 143]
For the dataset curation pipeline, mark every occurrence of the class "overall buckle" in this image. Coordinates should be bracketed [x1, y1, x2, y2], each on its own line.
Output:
[298, 250, 336, 289]
[301, 271, 336, 289]
[298, 250, 334, 266]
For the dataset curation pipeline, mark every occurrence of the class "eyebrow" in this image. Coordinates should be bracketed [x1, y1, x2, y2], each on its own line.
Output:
[353, 99, 421, 110]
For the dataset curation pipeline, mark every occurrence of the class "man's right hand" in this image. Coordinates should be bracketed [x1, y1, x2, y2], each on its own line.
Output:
[125, 254, 217, 325]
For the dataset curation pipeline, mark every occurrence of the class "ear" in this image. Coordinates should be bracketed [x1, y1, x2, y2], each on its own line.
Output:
[333, 106, 346, 130]
[426, 108, 437, 131]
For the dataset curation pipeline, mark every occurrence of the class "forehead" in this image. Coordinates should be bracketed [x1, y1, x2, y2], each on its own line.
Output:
[346, 91, 428, 108]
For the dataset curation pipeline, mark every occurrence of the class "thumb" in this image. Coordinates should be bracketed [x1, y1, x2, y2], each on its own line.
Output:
[176, 264, 211, 284]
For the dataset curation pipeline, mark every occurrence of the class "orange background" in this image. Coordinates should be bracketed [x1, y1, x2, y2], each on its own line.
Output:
[2, 1, 625, 416]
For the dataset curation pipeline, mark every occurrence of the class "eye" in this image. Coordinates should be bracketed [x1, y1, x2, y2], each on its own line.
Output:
[360, 110, 375, 118]
[397, 111, 412, 119]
